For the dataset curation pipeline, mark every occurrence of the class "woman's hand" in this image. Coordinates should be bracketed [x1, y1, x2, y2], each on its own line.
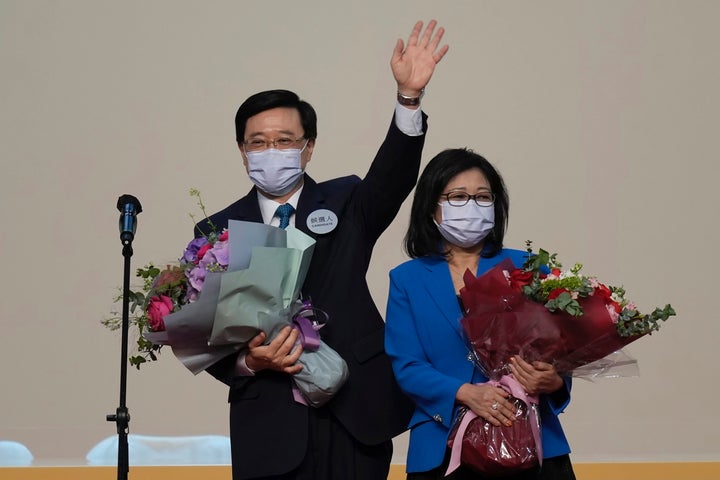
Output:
[245, 326, 303, 375]
[456, 383, 516, 427]
[390, 20, 449, 98]
[509, 356, 564, 395]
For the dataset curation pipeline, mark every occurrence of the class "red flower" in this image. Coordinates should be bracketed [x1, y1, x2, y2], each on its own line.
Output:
[593, 283, 620, 306]
[508, 269, 534, 291]
[551, 268, 562, 277]
[147, 295, 173, 332]
[547, 288, 570, 300]
[196, 243, 212, 262]
[219, 230, 229, 242]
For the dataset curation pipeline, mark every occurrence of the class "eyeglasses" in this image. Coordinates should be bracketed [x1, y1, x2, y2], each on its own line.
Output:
[242, 136, 307, 152]
[440, 191, 495, 207]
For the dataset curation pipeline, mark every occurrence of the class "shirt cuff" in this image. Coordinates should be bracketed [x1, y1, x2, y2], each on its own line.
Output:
[394, 103, 424, 137]
[234, 352, 256, 377]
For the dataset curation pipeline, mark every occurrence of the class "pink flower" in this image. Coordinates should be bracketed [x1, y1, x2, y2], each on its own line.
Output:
[605, 303, 620, 323]
[147, 295, 173, 331]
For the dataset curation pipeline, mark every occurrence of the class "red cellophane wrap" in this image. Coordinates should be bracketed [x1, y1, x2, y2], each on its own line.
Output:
[459, 259, 643, 377]
[446, 258, 645, 476]
[447, 376, 540, 476]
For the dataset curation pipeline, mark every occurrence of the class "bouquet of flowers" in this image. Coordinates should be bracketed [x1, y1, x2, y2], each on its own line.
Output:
[446, 242, 676, 476]
[103, 204, 232, 368]
[459, 243, 676, 379]
[104, 192, 349, 407]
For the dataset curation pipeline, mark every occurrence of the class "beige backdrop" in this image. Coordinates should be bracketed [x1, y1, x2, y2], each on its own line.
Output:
[1, 0, 718, 467]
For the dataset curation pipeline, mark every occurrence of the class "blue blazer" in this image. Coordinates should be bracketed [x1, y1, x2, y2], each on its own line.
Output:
[385, 249, 572, 473]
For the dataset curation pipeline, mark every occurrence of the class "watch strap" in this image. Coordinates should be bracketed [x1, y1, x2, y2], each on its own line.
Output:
[397, 88, 425, 106]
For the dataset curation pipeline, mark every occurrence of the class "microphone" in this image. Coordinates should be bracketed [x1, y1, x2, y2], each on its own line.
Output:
[117, 194, 142, 244]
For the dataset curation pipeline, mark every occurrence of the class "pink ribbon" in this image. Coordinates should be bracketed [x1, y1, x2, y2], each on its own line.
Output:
[446, 374, 542, 475]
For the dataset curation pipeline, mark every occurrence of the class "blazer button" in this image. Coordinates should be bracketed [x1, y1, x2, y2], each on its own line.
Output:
[433, 414, 443, 423]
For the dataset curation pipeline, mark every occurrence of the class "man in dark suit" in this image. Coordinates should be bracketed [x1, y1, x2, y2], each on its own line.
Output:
[197, 20, 449, 480]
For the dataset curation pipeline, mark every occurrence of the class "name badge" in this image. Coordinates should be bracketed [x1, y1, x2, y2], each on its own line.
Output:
[306, 209, 338, 234]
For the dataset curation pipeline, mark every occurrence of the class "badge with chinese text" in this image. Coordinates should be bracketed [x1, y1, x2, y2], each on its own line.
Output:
[306, 209, 338, 234]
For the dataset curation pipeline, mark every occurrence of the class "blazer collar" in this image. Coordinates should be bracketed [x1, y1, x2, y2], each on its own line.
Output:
[294, 174, 326, 240]
[234, 173, 321, 231]
[419, 256, 467, 341]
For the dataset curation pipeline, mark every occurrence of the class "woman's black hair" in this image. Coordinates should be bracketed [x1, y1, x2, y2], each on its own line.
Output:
[404, 148, 509, 258]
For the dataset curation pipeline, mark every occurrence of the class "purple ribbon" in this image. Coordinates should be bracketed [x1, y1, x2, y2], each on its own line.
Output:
[291, 300, 327, 352]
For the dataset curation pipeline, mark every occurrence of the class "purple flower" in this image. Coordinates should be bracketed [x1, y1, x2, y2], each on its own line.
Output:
[209, 240, 230, 267]
[182, 237, 209, 264]
[186, 265, 208, 292]
[185, 287, 199, 304]
[180, 237, 230, 304]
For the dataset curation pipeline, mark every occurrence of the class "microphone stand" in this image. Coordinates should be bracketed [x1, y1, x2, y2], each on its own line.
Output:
[107, 195, 141, 480]
[106, 238, 132, 480]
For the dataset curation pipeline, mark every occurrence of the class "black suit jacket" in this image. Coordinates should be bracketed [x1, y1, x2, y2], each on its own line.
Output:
[198, 115, 425, 478]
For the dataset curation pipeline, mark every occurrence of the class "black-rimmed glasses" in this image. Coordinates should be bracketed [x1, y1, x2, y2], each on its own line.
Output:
[440, 191, 495, 207]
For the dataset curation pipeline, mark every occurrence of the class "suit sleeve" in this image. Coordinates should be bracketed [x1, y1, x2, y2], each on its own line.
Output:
[544, 376, 571, 414]
[351, 113, 428, 242]
[385, 269, 465, 429]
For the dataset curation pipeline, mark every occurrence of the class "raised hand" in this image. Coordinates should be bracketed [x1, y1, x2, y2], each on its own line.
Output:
[391, 19, 450, 98]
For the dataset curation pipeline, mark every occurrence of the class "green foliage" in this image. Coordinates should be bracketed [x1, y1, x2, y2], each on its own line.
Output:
[518, 240, 676, 337]
[102, 262, 166, 369]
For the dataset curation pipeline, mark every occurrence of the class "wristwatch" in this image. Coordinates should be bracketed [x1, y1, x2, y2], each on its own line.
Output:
[397, 88, 425, 107]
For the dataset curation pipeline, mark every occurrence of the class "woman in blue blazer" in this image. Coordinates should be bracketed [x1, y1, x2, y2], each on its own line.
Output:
[385, 148, 576, 479]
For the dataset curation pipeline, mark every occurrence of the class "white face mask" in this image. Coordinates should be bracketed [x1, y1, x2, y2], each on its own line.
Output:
[245, 142, 308, 196]
[435, 201, 495, 248]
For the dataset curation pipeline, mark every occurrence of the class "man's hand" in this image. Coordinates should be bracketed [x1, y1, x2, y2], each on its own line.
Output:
[245, 326, 303, 374]
[391, 19, 449, 98]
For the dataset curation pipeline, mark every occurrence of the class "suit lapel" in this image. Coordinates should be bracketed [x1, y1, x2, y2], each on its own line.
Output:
[226, 188, 264, 223]
[419, 258, 467, 342]
[294, 175, 325, 240]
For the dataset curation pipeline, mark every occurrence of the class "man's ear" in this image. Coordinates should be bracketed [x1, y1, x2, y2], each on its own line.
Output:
[238, 143, 249, 168]
[301, 139, 316, 169]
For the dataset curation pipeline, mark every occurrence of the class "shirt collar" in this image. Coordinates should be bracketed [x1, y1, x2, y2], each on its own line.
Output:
[256, 186, 303, 227]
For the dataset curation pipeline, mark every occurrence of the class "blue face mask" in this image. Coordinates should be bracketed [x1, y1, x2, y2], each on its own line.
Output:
[245, 142, 308, 196]
[435, 201, 495, 248]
